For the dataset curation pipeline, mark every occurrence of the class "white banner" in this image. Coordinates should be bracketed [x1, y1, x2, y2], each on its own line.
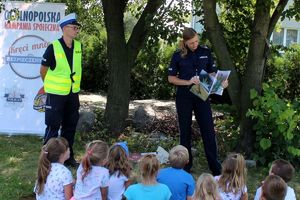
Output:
[0, 2, 65, 135]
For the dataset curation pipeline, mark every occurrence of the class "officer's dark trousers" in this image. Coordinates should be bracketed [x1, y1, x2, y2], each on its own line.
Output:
[44, 92, 80, 159]
[176, 87, 221, 176]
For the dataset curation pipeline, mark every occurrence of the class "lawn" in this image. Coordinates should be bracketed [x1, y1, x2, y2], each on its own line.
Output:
[0, 135, 299, 200]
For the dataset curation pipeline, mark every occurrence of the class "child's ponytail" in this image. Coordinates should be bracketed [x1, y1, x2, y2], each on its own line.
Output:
[36, 146, 51, 194]
[139, 154, 159, 182]
[81, 148, 93, 181]
[81, 140, 109, 181]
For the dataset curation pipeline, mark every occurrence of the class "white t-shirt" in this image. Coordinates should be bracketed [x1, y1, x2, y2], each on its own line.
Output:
[74, 164, 109, 200]
[34, 163, 73, 200]
[254, 185, 296, 200]
[107, 171, 129, 200]
[214, 175, 247, 200]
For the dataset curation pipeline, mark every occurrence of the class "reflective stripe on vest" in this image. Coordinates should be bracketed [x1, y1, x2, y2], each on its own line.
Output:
[44, 39, 82, 95]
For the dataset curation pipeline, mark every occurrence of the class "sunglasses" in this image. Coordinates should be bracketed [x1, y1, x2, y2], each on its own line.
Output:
[65, 25, 80, 31]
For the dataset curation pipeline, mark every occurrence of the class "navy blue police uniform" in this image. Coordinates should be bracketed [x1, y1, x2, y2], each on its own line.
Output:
[41, 37, 80, 162]
[168, 45, 222, 175]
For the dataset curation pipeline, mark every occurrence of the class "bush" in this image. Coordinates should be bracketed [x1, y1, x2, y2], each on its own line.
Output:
[247, 84, 300, 165]
[80, 27, 109, 93]
[131, 42, 176, 100]
[265, 44, 300, 101]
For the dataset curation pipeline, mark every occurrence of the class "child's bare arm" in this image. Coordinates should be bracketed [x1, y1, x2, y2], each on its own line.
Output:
[64, 183, 73, 200]
[124, 180, 131, 189]
[187, 196, 193, 200]
[241, 192, 248, 200]
[100, 187, 108, 200]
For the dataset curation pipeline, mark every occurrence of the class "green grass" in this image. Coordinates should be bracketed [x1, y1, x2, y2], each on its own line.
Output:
[0, 135, 41, 200]
[0, 135, 299, 200]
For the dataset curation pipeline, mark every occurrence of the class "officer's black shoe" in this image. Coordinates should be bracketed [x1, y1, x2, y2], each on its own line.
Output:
[64, 158, 79, 168]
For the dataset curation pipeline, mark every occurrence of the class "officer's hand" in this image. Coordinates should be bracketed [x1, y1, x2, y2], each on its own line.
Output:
[222, 79, 229, 88]
[189, 76, 200, 85]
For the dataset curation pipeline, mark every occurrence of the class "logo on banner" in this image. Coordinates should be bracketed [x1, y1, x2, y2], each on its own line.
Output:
[4, 86, 26, 110]
[5, 35, 49, 79]
[33, 87, 46, 112]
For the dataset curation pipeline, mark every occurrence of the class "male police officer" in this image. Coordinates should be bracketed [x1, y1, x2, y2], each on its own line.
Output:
[40, 13, 82, 167]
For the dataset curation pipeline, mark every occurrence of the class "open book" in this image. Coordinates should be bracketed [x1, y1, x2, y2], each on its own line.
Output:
[190, 69, 231, 101]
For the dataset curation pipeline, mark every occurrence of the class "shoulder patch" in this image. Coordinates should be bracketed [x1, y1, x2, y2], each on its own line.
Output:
[200, 45, 209, 49]
[175, 48, 181, 53]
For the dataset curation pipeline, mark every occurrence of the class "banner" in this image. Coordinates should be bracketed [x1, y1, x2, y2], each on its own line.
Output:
[0, 2, 65, 135]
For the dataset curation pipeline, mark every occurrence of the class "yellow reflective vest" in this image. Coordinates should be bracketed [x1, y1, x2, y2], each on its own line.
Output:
[44, 39, 82, 95]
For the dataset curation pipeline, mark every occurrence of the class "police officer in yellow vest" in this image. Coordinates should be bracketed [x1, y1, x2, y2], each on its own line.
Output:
[40, 13, 82, 167]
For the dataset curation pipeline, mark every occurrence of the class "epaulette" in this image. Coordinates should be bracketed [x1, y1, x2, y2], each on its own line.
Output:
[200, 45, 209, 49]
[174, 48, 181, 53]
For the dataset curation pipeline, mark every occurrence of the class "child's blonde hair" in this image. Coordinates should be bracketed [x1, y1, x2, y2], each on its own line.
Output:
[81, 140, 109, 181]
[261, 174, 287, 200]
[106, 144, 132, 178]
[36, 137, 69, 194]
[218, 153, 247, 194]
[169, 145, 189, 169]
[194, 173, 220, 200]
[139, 154, 160, 182]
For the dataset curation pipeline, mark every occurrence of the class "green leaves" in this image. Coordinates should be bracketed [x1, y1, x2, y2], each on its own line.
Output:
[247, 82, 300, 165]
[259, 138, 271, 150]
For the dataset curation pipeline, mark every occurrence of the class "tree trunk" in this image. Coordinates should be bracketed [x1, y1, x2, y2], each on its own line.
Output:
[203, 0, 241, 113]
[102, 0, 129, 134]
[102, 0, 165, 135]
[238, 0, 272, 156]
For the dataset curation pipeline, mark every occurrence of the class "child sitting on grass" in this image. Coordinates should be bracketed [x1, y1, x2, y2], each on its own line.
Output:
[254, 159, 296, 200]
[260, 174, 287, 200]
[157, 145, 195, 200]
[106, 142, 132, 200]
[215, 153, 248, 200]
[34, 137, 73, 200]
[124, 154, 171, 200]
[73, 140, 109, 200]
[193, 173, 221, 200]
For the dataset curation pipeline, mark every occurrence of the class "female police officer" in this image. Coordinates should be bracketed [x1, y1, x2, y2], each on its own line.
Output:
[168, 28, 225, 175]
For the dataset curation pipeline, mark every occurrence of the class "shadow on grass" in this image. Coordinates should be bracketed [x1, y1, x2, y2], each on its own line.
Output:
[19, 193, 35, 200]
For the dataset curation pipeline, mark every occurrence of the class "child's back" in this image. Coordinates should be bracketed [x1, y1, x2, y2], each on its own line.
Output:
[74, 140, 109, 200]
[125, 182, 171, 200]
[74, 164, 109, 199]
[157, 145, 195, 200]
[216, 153, 248, 200]
[108, 171, 129, 199]
[36, 163, 73, 200]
